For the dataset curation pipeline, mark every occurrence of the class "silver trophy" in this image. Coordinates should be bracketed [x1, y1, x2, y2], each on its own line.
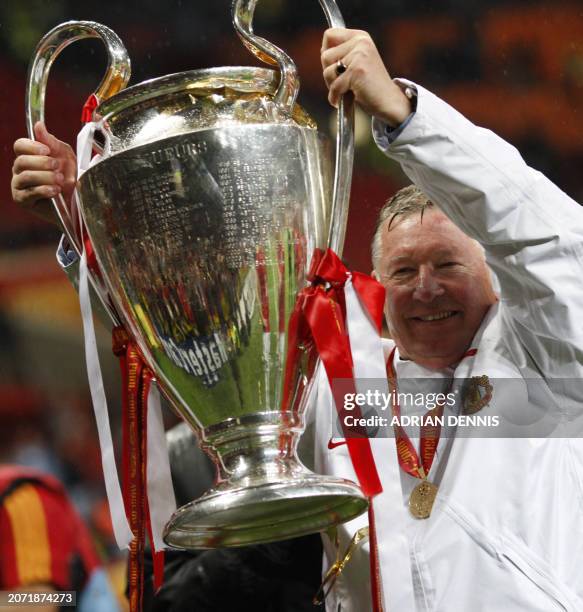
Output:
[26, 0, 367, 548]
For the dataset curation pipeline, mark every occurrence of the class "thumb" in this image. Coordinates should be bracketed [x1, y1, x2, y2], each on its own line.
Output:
[33, 121, 62, 154]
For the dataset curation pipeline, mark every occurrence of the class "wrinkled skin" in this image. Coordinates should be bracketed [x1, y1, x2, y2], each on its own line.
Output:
[374, 209, 497, 369]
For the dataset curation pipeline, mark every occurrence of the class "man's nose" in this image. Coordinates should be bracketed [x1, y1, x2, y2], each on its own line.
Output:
[413, 266, 445, 302]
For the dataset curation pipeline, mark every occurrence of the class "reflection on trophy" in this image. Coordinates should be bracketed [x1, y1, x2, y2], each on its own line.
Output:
[26, 0, 367, 549]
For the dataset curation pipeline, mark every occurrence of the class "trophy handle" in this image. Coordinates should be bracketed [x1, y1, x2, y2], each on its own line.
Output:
[318, 0, 354, 254]
[25, 20, 131, 255]
[232, 0, 354, 254]
[232, 0, 299, 111]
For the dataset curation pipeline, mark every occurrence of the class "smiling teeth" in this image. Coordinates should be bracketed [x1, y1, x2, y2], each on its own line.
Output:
[419, 311, 455, 321]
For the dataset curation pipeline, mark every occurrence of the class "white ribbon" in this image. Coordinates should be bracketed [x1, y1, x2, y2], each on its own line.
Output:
[76, 123, 132, 549]
[146, 382, 177, 552]
[78, 250, 133, 549]
[76, 123, 176, 551]
[344, 276, 416, 612]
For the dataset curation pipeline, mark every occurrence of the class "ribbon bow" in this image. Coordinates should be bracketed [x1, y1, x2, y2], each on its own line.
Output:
[283, 248, 385, 497]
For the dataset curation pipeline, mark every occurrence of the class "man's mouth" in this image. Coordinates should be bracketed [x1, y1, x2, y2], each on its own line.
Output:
[411, 310, 459, 322]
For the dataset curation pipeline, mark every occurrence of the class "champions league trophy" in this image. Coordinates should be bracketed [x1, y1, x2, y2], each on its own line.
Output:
[26, 0, 368, 548]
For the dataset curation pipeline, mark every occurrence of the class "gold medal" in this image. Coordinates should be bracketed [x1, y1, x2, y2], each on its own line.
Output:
[409, 480, 438, 519]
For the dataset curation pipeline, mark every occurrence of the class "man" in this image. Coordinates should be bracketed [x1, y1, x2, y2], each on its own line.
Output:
[312, 28, 583, 611]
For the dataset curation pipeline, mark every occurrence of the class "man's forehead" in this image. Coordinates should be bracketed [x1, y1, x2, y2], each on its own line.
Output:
[380, 209, 474, 261]
[383, 206, 449, 233]
[387, 246, 458, 260]
[384, 208, 467, 239]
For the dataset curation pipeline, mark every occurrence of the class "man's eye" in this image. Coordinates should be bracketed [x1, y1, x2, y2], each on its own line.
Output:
[438, 261, 458, 269]
[393, 267, 415, 276]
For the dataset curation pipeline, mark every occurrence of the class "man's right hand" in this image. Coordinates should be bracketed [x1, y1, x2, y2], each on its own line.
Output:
[321, 28, 412, 128]
[11, 121, 77, 226]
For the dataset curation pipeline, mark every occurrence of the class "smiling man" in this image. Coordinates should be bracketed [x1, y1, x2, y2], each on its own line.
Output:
[372, 186, 497, 370]
[312, 27, 583, 612]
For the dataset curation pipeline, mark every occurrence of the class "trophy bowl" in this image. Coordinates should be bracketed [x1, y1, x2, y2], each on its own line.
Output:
[27, 2, 368, 550]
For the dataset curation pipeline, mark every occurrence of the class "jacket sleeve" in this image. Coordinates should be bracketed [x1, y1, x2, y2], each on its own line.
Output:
[373, 82, 583, 375]
[56, 236, 80, 291]
[56, 236, 113, 330]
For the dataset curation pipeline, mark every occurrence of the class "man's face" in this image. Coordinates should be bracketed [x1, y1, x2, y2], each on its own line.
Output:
[375, 208, 497, 369]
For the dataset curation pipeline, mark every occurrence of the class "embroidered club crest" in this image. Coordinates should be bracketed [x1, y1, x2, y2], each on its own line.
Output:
[463, 375, 493, 415]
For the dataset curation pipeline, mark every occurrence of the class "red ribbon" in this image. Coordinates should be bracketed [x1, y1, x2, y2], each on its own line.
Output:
[79, 94, 103, 274]
[255, 248, 270, 332]
[113, 327, 165, 608]
[81, 93, 99, 124]
[82, 231, 102, 281]
[277, 242, 286, 335]
[282, 248, 384, 498]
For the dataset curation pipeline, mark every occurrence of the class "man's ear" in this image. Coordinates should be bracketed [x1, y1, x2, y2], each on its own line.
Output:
[371, 269, 380, 281]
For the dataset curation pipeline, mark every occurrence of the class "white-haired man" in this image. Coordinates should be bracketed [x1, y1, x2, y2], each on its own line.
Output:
[311, 28, 583, 611]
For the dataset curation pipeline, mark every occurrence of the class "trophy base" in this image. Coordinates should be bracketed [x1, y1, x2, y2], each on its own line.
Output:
[163, 471, 368, 549]
[163, 411, 369, 549]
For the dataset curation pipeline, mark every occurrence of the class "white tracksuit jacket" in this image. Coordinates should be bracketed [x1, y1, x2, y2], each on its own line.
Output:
[310, 82, 583, 612]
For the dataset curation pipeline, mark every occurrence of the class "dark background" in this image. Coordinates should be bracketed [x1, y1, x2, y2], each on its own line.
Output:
[0, 0, 582, 603]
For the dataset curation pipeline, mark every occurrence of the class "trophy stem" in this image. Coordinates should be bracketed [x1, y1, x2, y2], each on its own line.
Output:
[163, 412, 368, 549]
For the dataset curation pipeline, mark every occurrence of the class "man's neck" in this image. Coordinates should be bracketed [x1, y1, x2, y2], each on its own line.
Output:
[399, 350, 468, 371]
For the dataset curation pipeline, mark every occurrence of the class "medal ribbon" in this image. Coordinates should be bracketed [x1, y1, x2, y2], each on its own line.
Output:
[76, 119, 134, 553]
[386, 346, 478, 479]
[386, 347, 442, 479]
[142, 371, 168, 593]
[113, 328, 146, 612]
[113, 328, 166, 606]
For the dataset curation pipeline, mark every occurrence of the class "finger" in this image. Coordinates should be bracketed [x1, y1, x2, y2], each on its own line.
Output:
[13, 138, 50, 156]
[13, 184, 61, 204]
[323, 63, 341, 89]
[336, 47, 367, 79]
[321, 37, 361, 70]
[13, 155, 59, 174]
[61, 153, 78, 180]
[12, 170, 64, 190]
[328, 71, 351, 109]
[321, 28, 367, 52]
[34, 121, 65, 156]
